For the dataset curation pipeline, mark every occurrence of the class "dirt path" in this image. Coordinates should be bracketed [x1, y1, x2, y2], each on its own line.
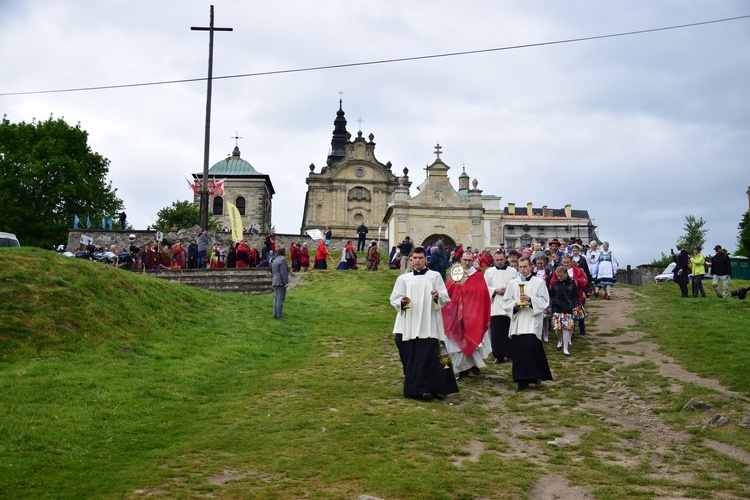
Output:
[454, 287, 750, 499]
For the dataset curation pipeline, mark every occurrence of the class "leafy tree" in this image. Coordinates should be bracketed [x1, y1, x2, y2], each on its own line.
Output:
[737, 210, 750, 258]
[648, 252, 674, 268]
[154, 200, 220, 231]
[0, 115, 122, 248]
[678, 214, 708, 251]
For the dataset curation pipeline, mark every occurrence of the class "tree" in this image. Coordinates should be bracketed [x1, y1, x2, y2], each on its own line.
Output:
[0, 115, 122, 248]
[678, 214, 708, 251]
[154, 200, 220, 231]
[737, 210, 750, 258]
[648, 252, 674, 268]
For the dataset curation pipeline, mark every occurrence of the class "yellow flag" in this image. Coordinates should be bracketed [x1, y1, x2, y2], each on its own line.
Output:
[225, 201, 243, 242]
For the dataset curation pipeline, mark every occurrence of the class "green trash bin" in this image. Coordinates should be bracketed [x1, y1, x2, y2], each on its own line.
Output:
[730, 256, 750, 280]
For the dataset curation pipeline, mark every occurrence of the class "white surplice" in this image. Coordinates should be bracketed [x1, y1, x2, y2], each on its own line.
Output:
[501, 275, 550, 341]
[484, 266, 519, 317]
[390, 270, 450, 341]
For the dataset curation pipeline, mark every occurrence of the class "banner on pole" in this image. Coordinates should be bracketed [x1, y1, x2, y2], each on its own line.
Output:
[226, 201, 243, 241]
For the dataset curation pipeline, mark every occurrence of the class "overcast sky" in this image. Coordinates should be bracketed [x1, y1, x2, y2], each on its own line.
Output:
[2, 1, 749, 266]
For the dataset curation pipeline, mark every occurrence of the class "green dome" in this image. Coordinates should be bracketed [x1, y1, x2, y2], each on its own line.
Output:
[207, 146, 263, 176]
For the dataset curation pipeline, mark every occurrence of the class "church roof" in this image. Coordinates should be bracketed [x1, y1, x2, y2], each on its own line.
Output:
[505, 207, 591, 218]
[207, 146, 264, 176]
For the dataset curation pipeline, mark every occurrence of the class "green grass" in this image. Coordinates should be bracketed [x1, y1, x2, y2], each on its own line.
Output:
[1, 247, 749, 498]
[631, 280, 750, 394]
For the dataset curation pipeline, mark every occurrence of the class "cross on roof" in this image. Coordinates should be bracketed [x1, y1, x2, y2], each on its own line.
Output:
[338, 90, 344, 100]
[357, 117, 365, 132]
[434, 143, 443, 160]
[230, 131, 243, 147]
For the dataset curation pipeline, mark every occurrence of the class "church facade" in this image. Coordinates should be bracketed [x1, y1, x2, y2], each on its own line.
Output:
[192, 145, 274, 233]
[300, 100, 403, 237]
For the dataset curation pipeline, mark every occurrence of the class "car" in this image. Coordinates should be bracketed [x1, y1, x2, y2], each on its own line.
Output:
[654, 261, 712, 283]
[0, 232, 20, 248]
[654, 262, 676, 282]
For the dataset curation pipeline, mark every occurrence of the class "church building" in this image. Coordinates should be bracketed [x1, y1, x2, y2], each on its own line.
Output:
[302, 100, 597, 250]
[192, 144, 274, 233]
[300, 100, 403, 236]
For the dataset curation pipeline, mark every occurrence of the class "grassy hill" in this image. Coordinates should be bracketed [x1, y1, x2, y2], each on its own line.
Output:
[1, 247, 748, 498]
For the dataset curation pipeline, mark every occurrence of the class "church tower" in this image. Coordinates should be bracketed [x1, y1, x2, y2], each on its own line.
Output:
[193, 143, 275, 233]
[327, 99, 348, 166]
[300, 99, 403, 237]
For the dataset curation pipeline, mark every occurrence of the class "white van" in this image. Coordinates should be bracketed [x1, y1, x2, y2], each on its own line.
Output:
[0, 232, 20, 247]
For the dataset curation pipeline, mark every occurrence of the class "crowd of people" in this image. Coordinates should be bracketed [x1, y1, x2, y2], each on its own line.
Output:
[389, 237, 621, 400]
[124, 230, 316, 272]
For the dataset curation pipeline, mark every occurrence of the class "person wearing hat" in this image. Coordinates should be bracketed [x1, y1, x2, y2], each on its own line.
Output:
[711, 245, 732, 298]
[548, 239, 563, 263]
[673, 242, 690, 298]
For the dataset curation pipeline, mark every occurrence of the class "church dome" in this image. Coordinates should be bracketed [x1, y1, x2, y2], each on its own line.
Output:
[207, 146, 263, 176]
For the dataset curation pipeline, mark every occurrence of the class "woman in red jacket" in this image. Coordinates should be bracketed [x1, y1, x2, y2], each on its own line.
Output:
[299, 243, 310, 272]
[314, 239, 329, 269]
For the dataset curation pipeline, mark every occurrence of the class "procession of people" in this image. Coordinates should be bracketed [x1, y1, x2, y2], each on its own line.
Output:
[389, 236, 621, 397]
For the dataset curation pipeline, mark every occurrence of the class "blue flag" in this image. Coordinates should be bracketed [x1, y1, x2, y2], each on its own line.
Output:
[101, 216, 106, 229]
[73, 214, 80, 229]
[86, 216, 91, 229]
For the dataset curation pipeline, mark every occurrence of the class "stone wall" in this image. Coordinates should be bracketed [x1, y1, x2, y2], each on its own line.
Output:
[615, 265, 666, 286]
[66, 227, 372, 254]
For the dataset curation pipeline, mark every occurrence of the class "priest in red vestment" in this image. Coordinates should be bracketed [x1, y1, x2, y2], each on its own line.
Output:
[442, 251, 492, 381]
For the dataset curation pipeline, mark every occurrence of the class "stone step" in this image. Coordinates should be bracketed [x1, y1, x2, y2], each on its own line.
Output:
[146, 267, 273, 294]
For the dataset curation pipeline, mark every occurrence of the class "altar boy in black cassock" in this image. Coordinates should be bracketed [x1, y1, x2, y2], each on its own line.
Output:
[390, 247, 458, 400]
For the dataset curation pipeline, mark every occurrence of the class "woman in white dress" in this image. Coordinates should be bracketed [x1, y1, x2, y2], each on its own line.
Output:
[593, 241, 618, 300]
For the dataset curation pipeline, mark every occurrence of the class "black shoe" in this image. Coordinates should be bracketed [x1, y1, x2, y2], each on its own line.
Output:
[492, 357, 504, 364]
[470, 366, 481, 376]
[534, 378, 542, 385]
[420, 393, 434, 401]
[455, 370, 470, 381]
[579, 331, 585, 337]
[515, 383, 528, 391]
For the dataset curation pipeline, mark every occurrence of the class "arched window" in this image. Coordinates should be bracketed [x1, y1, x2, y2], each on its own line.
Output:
[213, 196, 223, 215]
[348, 186, 371, 201]
[236, 197, 246, 215]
